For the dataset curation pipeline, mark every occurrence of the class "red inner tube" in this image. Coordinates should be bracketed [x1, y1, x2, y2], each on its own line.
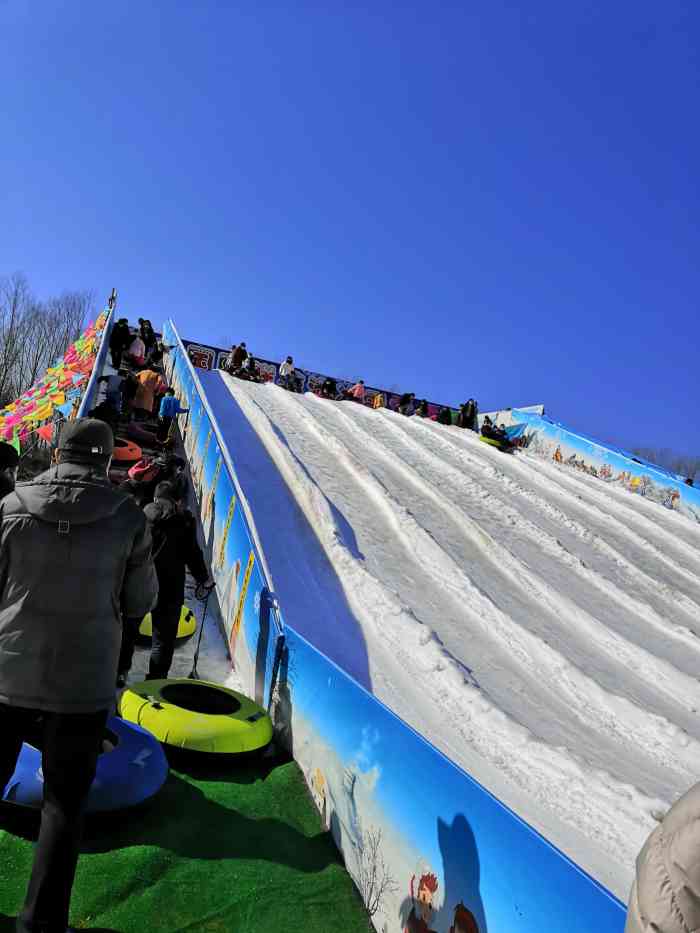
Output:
[112, 438, 142, 462]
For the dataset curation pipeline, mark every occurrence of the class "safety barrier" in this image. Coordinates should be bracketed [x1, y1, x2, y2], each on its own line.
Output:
[162, 318, 627, 933]
[514, 408, 700, 522]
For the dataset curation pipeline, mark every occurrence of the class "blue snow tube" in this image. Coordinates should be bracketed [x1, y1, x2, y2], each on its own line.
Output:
[1, 716, 168, 813]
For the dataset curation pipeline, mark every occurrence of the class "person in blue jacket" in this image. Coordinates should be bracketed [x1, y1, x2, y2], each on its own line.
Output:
[157, 388, 189, 442]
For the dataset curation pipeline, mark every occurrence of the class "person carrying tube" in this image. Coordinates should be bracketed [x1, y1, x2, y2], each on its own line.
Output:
[0, 417, 157, 933]
[157, 387, 189, 443]
[0, 441, 19, 499]
[119, 481, 212, 685]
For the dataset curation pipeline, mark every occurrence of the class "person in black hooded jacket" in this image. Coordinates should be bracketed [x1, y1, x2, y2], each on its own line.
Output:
[109, 318, 132, 369]
[0, 418, 156, 933]
[118, 480, 211, 683]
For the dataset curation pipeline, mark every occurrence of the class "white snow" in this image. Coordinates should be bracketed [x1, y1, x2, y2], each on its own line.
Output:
[210, 372, 700, 900]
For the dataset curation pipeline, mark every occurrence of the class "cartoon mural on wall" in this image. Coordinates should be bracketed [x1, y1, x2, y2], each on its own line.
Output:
[404, 870, 440, 933]
[186, 343, 216, 371]
[515, 410, 700, 522]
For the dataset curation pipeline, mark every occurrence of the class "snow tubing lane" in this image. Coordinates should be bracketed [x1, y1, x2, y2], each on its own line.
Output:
[139, 605, 196, 640]
[2, 716, 168, 812]
[118, 679, 273, 753]
[113, 438, 142, 462]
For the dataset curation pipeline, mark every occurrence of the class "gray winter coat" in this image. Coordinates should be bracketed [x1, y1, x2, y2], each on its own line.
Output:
[626, 781, 700, 933]
[0, 462, 158, 713]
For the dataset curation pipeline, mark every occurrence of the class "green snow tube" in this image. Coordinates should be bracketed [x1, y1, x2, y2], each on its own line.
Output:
[119, 679, 273, 754]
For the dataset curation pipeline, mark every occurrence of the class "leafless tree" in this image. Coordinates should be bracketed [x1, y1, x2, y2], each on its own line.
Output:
[356, 827, 397, 926]
[0, 273, 32, 404]
[0, 273, 94, 406]
[632, 446, 700, 482]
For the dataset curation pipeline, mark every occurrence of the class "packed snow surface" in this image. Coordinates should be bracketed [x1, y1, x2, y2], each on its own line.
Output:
[204, 371, 700, 899]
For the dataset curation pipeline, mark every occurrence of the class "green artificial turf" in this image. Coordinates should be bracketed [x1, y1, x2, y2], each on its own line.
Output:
[0, 752, 369, 932]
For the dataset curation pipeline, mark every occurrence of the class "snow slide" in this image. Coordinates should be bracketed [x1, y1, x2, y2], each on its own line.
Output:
[200, 370, 700, 900]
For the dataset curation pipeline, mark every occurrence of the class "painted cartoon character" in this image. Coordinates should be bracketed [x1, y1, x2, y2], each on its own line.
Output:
[404, 872, 438, 933]
[450, 901, 480, 933]
[310, 768, 328, 827]
[664, 489, 680, 509]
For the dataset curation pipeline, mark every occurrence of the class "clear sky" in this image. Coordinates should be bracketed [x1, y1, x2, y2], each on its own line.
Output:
[2, 2, 697, 452]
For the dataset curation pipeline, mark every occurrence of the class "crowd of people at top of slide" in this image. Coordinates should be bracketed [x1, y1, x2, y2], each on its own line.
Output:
[221, 341, 506, 439]
[0, 317, 214, 930]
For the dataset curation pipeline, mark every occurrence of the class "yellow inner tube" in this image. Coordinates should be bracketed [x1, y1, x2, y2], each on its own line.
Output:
[479, 435, 507, 448]
[139, 605, 196, 639]
[119, 678, 273, 754]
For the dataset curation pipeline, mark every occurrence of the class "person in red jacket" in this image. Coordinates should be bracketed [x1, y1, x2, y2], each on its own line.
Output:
[343, 380, 365, 403]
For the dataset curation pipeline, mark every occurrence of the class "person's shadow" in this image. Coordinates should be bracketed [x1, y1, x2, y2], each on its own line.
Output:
[268, 640, 294, 756]
[435, 814, 488, 933]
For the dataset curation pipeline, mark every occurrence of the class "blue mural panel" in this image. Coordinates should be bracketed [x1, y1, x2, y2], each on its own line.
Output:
[275, 627, 626, 933]
[514, 409, 700, 522]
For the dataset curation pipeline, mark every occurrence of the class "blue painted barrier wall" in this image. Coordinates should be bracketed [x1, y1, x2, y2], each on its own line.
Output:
[514, 408, 700, 522]
[162, 319, 627, 933]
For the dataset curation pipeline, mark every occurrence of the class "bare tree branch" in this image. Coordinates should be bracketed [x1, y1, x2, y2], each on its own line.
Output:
[356, 827, 397, 925]
[0, 275, 94, 407]
[632, 446, 700, 482]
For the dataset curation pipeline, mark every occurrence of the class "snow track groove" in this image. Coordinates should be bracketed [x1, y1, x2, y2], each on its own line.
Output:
[211, 374, 700, 899]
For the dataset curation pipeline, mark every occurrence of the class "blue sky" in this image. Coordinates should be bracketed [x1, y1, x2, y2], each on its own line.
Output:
[2, 2, 697, 451]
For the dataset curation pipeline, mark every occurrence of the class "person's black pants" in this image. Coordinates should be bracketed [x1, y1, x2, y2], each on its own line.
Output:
[148, 600, 182, 679]
[0, 704, 108, 933]
[156, 415, 173, 443]
[110, 345, 122, 369]
[118, 616, 143, 678]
